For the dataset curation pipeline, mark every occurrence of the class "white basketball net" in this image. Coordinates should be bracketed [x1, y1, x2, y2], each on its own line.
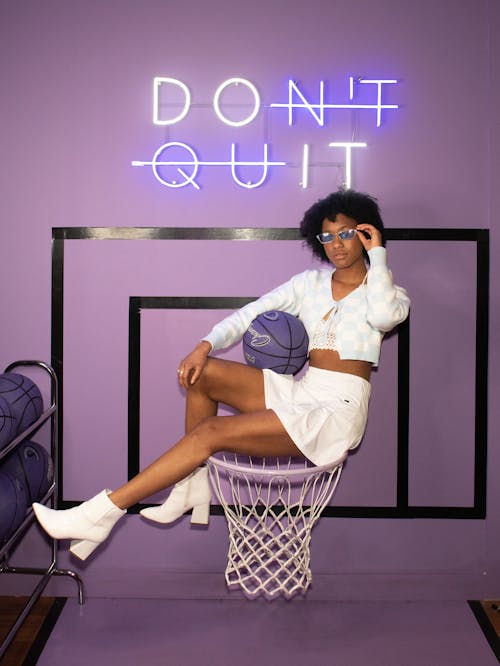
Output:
[207, 454, 345, 600]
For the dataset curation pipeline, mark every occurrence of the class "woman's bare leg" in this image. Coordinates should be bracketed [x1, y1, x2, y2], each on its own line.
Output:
[109, 409, 300, 510]
[31, 360, 297, 556]
[184, 357, 267, 432]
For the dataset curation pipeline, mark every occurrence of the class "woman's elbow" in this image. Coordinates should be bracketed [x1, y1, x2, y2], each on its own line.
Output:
[367, 305, 410, 332]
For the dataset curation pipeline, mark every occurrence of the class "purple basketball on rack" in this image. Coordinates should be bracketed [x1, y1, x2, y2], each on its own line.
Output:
[0, 469, 28, 543]
[0, 396, 18, 452]
[0, 373, 43, 436]
[1, 440, 53, 504]
[243, 311, 309, 375]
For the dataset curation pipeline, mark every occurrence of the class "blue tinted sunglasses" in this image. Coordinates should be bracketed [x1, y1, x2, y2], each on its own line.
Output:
[316, 229, 357, 244]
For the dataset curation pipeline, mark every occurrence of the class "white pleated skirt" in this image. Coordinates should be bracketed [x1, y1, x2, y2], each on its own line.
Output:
[263, 366, 371, 466]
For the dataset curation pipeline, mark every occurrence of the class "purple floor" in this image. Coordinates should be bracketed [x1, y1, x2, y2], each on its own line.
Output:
[36, 597, 497, 665]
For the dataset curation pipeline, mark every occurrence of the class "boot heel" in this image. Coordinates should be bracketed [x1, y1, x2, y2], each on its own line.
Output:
[190, 502, 210, 525]
[70, 539, 100, 560]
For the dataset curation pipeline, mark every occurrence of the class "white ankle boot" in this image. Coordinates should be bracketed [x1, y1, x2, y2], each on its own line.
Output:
[140, 467, 211, 525]
[32, 490, 126, 560]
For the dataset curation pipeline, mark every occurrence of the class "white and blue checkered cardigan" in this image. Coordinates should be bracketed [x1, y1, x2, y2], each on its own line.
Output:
[203, 247, 410, 367]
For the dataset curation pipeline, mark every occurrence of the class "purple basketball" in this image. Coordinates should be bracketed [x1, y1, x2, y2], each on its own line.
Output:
[0, 396, 18, 451]
[243, 311, 309, 375]
[0, 469, 28, 543]
[0, 373, 43, 436]
[1, 440, 53, 503]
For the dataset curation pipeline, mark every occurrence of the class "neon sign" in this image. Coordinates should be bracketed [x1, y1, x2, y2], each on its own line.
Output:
[132, 76, 399, 190]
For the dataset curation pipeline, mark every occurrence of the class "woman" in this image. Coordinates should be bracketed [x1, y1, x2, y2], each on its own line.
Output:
[33, 189, 410, 560]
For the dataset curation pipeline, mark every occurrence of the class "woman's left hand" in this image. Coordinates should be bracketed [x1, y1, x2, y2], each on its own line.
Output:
[356, 223, 383, 252]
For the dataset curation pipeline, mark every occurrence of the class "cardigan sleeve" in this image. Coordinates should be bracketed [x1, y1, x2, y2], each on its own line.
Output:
[365, 247, 410, 332]
[201, 272, 306, 352]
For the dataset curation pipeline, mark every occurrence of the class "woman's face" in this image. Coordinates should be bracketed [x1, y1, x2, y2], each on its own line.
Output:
[320, 214, 365, 269]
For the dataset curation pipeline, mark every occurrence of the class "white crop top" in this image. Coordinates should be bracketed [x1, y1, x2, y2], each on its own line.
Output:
[309, 307, 340, 352]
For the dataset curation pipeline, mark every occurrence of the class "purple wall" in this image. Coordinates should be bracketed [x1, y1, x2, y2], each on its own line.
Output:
[1, 0, 499, 600]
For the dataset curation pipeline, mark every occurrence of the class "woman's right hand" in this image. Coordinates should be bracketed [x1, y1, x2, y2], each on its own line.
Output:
[177, 340, 212, 388]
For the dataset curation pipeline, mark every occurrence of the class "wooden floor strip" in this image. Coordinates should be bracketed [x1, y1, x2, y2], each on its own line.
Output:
[0, 596, 65, 666]
[468, 600, 500, 661]
[22, 597, 66, 666]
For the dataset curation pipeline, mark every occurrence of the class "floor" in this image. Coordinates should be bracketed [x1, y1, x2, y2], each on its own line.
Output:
[22, 597, 499, 666]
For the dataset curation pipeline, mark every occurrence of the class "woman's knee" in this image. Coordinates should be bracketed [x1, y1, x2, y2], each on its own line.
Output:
[188, 357, 236, 397]
[193, 356, 223, 385]
[188, 357, 265, 415]
[186, 357, 215, 397]
[191, 415, 226, 456]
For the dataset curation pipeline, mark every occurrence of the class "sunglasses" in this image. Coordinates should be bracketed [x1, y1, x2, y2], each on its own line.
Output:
[315, 229, 357, 244]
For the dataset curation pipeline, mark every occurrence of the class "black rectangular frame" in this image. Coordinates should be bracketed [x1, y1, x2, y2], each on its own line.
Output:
[52, 226, 489, 518]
